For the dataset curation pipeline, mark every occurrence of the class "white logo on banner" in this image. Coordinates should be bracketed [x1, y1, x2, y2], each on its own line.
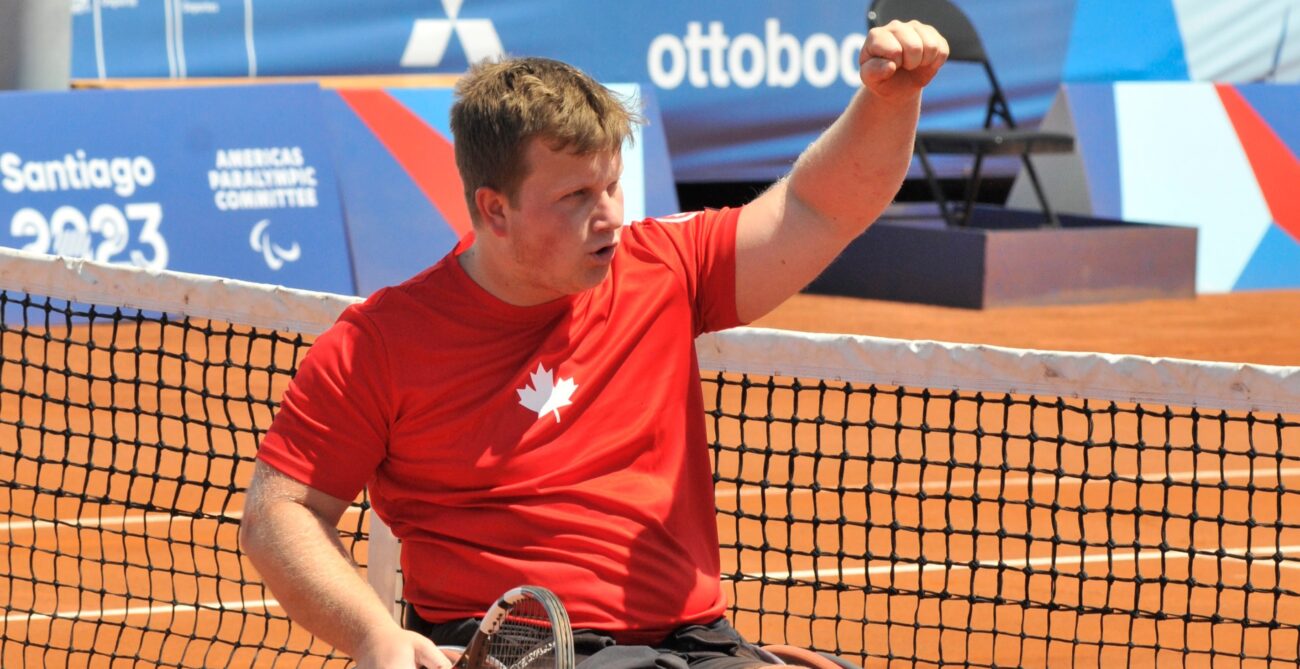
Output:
[401, 0, 505, 68]
[647, 19, 866, 90]
[2, 151, 170, 271]
[208, 146, 320, 212]
[249, 219, 301, 271]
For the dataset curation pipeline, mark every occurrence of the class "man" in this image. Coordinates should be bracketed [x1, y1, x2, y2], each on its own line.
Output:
[239, 19, 948, 669]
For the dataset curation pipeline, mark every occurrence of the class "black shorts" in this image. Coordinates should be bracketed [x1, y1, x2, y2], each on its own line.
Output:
[407, 612, 773, 669]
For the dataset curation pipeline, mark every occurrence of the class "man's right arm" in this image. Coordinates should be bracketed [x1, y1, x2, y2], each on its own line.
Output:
[239, 461, 451, 669]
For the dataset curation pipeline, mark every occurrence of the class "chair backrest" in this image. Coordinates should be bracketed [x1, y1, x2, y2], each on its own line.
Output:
[367, 509, 405, 622]
[867, 0, 987, 64]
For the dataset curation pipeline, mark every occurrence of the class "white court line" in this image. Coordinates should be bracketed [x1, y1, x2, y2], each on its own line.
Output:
[2, 598, 280, 625]
[162, 0, 176, 78]
[171, 0, 187, 78]
[244, 0, 258, 77]
[0, 511, 241, 534]
[750, 544, 1300, 581]
[0, 505, 361, 534]
[716, 465, 1300, 500]
[1, 504, 367, 625]
[92, 0, 107, 80]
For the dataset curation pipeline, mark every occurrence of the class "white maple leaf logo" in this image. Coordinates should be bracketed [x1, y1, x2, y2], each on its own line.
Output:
[516, 363, 578, 423]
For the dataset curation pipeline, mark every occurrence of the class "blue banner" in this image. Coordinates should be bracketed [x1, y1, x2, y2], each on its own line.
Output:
[70, 0, 1077, 182]
[0, 84, 354, 293]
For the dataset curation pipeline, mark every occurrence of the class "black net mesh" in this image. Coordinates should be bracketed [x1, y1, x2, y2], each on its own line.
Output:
[3, 284, 1298, 668]
[707, 373, 1300, 668]
[0, 292, 368, 668]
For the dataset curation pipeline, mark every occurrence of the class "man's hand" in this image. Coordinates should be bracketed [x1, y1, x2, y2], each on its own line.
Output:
[859, 20, 949, 98]
[353, 626, 454, 669]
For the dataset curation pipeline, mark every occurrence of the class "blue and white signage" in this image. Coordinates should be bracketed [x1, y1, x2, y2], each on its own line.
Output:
[73, 2, 1297, 183]
[70, 0, 1075, 182]
[0, 84, 354, 293]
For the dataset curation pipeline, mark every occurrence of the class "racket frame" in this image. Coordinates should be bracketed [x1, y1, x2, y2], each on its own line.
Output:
[453, 586, 574, 669]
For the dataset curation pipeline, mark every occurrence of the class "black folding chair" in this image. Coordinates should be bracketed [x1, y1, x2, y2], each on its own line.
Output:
[868, 0, 1074, 227]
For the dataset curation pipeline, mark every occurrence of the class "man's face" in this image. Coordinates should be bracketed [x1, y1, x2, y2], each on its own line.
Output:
[499, 138, 625, 304]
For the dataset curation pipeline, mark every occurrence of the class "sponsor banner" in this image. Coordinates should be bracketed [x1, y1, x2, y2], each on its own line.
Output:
[0, 84, 354, 294]
[70, 0, 1075, 182]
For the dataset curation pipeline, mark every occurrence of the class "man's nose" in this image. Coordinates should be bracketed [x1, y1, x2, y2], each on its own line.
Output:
[591, 189, 623, 230]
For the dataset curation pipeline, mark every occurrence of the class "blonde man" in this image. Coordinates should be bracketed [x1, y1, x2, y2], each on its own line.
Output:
[241, 20, 948, 669]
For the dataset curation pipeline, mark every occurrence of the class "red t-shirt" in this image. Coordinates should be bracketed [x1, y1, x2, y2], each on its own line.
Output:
[257, 208, 744, 644]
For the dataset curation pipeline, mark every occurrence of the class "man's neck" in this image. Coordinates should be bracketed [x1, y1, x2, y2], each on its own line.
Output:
[457, 241, 564, 307]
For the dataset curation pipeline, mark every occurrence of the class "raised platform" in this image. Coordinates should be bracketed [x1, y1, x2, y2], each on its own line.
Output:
[807, 206, 1198, 309]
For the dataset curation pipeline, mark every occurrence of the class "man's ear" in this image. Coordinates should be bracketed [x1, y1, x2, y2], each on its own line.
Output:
[473, 186, 510, 238]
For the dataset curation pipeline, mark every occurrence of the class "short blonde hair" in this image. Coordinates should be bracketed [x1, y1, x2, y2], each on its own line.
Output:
[451, 57, 642, 217]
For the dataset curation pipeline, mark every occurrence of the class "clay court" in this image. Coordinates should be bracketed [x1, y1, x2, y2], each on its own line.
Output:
[738, 290, 1300, 666]
[756, 290, 1300, 367]
[4, 0, 1300, 665]
[2, 288, 1299, 668]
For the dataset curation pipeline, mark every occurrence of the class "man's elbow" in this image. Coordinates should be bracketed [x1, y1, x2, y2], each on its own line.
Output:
[238, 502, 265, 563]
[238, 481, 284, 568]
[239, 461, 291, 562]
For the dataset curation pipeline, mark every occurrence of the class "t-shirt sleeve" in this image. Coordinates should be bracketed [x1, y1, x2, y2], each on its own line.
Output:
[642, 206, 746, 335]
[256, 305, 392, 501]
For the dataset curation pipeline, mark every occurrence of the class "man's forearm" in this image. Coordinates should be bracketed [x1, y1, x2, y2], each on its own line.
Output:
[240, 497, 402, 658]
[787, 87, 922, 239]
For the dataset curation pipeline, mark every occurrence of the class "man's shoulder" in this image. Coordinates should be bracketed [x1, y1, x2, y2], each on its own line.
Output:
[376, 252, 458, 301]
[628, 207, 732, 229]
[623, 207, 740, 246]
[342, 253, 460, 329]
[638, 211, 710, 226]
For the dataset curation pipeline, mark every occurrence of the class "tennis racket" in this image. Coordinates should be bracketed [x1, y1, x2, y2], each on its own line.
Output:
[451, 585, 575, 669]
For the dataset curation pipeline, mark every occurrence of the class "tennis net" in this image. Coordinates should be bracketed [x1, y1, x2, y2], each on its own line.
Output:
[696, 329, 1299, 668]
[1, 246, 1298, 668]
[0, 248, 358, 668]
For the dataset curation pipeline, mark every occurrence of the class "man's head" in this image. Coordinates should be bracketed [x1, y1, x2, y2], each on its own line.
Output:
[451, 57, 642, 218]
[450, 58, 645, 306]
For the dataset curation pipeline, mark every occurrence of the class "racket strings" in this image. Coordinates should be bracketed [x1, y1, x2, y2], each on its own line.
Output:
[489, 598, 559, 669]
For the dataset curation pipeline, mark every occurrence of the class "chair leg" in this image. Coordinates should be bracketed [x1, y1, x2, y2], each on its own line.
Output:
[961, 151, 988, 225]
[914, 144, 960, 227]
[1020, 152, 1062, 228]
